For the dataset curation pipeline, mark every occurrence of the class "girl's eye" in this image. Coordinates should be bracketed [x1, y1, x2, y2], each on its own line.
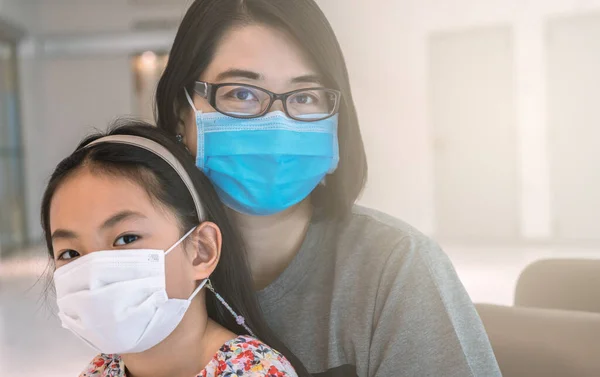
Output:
[57, 250, 80, 261]
[114, 234, 140, 247]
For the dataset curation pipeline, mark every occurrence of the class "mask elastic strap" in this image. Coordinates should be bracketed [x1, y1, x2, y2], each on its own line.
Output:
[188, 278, 209, 302]
[184, 89, 199, 113]
[184, 88, 205, 170]
[165, 226, 197, 256]
[206, 280, 257, 338]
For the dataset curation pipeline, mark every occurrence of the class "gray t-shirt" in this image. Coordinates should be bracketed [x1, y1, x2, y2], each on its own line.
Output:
[257, 205, 501, 377]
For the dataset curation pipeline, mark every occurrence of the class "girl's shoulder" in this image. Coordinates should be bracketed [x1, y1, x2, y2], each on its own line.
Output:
[79, 354, 124, 377]
[77, 337, 297, 377]
[200, 335, 298, 377]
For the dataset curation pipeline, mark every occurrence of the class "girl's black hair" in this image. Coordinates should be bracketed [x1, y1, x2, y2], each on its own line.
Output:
[155, 0, 367, 218]
[40, 120, 311, 377]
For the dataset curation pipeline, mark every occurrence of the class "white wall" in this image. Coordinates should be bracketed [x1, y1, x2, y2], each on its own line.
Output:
[317, 0, 600, 241]
[547, 14, 600, 241]
[430, 26, 519, 242]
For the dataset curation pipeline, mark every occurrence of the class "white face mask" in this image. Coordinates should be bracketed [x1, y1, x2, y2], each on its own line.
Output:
[53, 227, 204, 354]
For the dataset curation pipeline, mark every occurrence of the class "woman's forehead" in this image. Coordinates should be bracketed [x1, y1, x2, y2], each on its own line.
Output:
[201, 24, 319, 87]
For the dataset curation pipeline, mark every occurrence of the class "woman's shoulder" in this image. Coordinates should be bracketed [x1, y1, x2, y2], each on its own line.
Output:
[323, 205, 457, 292]
[334, 205, 441, 260]
[201, 335, 297, 377]
[79, 354, 124, 377]
[347, 205, 426, 238]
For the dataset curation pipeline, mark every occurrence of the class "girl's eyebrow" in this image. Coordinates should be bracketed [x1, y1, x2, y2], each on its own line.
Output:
[100, 210, 147, 230]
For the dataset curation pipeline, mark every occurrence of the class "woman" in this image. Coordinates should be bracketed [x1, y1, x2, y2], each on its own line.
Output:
[155, 1, 501, 376]
[41, 121, 310, 377]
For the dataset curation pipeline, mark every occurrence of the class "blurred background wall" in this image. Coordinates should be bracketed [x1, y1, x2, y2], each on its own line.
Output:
[0, 0, 599, 250]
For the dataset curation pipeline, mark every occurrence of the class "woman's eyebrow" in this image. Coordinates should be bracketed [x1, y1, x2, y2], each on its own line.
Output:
[214, 69, 322, 86]
[215, 69, 263, 81]
[290, 74, 322, 85]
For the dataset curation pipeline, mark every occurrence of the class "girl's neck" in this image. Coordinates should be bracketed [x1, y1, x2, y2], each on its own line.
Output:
[122, 301, 235, 377]
[228, 198, 313, 290]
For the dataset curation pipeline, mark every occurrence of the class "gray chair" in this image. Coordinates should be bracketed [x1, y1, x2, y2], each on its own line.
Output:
[476, 304, 600, 377]
[514, 259, 600, 314]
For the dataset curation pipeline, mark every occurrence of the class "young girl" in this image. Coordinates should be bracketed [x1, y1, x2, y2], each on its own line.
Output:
[40, 120, 310, 377]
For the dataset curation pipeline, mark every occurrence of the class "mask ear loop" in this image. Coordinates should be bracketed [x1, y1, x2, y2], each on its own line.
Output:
[205, 279, 257, 338]
[187, 278, 209, 302]
[165, 227, 197, 256]
[167, 228, 256, 337]
[184, 88, 206, 170]
[184, 88, 198, 112]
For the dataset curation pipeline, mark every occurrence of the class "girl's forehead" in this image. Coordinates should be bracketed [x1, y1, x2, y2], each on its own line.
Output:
[49, 169, 157, 231]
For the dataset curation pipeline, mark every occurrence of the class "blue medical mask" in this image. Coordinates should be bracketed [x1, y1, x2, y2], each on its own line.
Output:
[185, 90, 339, 216]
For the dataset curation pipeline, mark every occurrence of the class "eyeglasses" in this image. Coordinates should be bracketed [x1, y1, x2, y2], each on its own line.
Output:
[193, 81, 341, 122]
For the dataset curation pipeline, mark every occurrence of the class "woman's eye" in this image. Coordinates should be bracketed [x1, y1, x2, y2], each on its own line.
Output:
[57, 250, 80, 261]
[227, 88, 258, 101]
[291, 93, 318, 105]
[114, 234, 140, 246]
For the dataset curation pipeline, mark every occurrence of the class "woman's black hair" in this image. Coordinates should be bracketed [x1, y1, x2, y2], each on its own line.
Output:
[40, 120, 311, 377]
[155, 0, 367, 218]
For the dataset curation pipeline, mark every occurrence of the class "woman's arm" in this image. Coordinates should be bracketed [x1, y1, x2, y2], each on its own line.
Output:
[368, 235, 501, 377]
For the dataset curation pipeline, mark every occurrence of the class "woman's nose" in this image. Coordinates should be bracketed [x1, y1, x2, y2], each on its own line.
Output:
[268, 98, 285, 113]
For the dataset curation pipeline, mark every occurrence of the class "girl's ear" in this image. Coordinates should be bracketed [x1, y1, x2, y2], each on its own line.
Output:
[188, 221, 222, 280]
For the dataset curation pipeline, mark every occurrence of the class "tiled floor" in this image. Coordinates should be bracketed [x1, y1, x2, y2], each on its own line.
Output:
[1, 244, 599, 376]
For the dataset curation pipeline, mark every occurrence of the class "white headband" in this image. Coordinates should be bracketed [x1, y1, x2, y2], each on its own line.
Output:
[86, 134, 205, 222]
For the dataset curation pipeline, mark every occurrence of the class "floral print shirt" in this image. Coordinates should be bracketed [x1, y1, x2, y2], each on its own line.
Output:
[79, 335, 298, 377]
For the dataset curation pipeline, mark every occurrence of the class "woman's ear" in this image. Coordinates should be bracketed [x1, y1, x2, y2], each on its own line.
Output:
[188, 222, 222, 280]
[180, 110, 198, 157]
